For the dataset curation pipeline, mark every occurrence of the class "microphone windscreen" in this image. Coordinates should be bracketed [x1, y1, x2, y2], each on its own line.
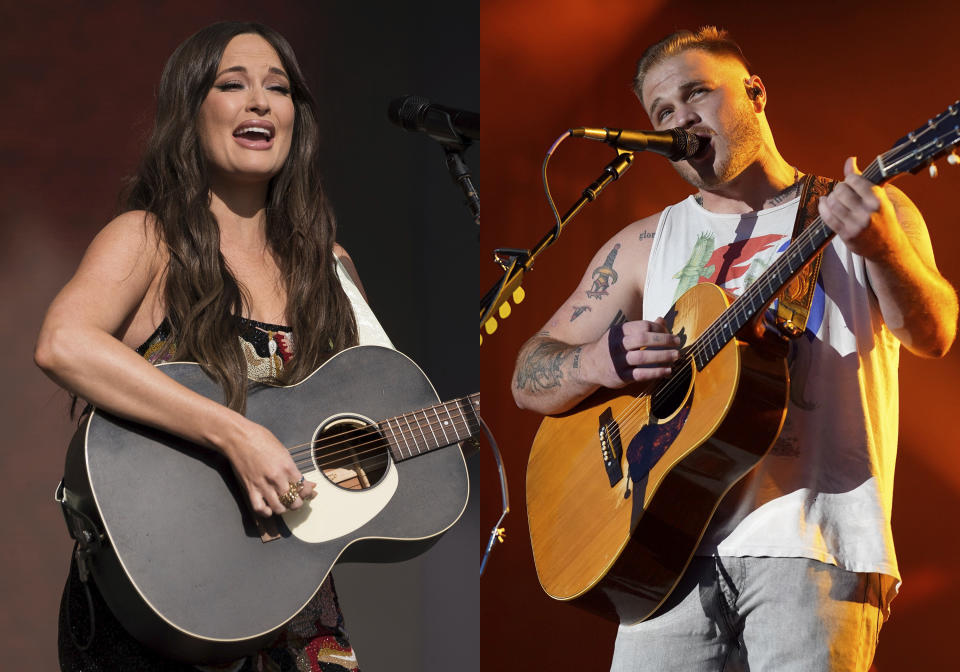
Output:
[387, 95, 430, 131]
[671, 129, 700, 161]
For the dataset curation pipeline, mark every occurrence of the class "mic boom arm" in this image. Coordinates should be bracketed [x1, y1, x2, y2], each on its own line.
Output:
[480, 143, 634, 337]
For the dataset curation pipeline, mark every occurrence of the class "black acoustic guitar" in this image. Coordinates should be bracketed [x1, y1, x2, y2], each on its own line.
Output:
[59, 345, 480, 663]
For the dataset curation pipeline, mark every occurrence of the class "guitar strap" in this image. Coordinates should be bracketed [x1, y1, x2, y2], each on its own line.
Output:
[774, 174, 836, 338]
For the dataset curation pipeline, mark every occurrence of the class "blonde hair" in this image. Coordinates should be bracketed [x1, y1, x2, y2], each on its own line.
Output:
[633, 26, 750, 104]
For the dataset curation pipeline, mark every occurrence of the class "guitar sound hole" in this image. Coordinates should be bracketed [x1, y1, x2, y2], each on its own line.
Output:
[313, 418, 389, 491]
[650, 361, 693, 420]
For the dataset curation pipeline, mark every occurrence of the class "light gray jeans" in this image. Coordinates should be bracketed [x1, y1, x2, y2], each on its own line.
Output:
[610, 556, 886, 672]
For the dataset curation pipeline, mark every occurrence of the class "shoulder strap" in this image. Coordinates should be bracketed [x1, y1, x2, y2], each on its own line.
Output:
[774, 174, 836, 338]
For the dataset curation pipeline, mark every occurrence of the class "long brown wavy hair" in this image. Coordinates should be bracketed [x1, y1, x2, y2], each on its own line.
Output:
[124, 21, 357, 411]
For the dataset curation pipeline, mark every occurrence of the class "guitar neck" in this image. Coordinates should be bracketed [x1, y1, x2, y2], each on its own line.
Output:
[379, 394, 481, 461]
[690, 160, 886, 370]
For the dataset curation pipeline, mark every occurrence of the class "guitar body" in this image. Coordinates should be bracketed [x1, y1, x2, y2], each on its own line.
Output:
[526, 283, 789, 623]
[62, 345, 471, 663]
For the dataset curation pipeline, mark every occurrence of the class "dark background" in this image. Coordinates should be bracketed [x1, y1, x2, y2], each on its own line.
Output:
[479, 0, 960, 670]
[1, 2, 478, 671]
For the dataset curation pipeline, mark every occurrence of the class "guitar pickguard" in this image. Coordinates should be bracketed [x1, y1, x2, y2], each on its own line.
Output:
[626, 396, 693, 485]
[281, 463, 399, 543]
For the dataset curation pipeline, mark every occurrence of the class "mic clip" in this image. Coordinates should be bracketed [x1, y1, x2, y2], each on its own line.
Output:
[584, 150, 634, 202]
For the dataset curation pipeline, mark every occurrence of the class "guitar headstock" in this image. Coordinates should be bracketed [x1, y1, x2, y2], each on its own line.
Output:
[879, 101, 960, 181]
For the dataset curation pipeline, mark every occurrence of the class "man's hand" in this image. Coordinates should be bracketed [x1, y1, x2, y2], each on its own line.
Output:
[583, 317, 681, 389]
[817, 157, 907, 260]
[817, 156, 957, 358]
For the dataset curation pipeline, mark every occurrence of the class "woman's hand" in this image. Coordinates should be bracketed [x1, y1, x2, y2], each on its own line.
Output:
[222, 419, 317, 517]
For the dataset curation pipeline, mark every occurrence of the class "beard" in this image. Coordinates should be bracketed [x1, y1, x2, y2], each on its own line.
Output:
[671, 100, 764, 191]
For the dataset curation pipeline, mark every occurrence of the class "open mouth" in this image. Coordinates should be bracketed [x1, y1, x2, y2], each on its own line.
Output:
[232, 121, 275, 148]
[690, 134, 711, 160]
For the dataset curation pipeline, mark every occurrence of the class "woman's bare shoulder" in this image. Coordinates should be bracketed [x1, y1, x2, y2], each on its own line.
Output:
[91, 210, 163, 262]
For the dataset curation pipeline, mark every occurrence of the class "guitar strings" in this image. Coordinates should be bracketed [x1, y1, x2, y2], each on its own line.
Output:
[604, 161, 886, 440]
[288, 414, 475, 465]
[295, 427, 466, 469]
[286, 417, 474, 472]
[293, 427, 473, 474]
[283, 396, 479, 463]
[300, 416, 477, 489]
[289, 417, 476, 476]
[276, 398, 480, 474]
[282, 395, 479, 457]
[287, 412, 477, 469]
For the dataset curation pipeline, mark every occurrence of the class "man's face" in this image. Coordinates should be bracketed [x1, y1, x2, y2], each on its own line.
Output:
[641, 49, 762, 190]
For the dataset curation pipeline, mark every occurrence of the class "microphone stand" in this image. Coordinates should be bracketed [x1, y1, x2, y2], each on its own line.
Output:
[445, 146, 480, 225]
[423, 107, 480, 226]
[480, 148, 633, 334]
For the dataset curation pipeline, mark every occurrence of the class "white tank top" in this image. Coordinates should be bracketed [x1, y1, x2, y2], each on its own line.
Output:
[335, 257, 394, 348]
[643, 195, 901, 604]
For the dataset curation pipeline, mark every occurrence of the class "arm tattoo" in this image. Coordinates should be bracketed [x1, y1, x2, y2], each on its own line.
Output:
[586, 243, 621, 300]
[515, 340, 571, 392]
[608, 309, 627, 330]
[570, 305, 592, 321]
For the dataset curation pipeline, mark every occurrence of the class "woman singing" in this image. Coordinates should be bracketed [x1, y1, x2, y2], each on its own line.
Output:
[36, 21, 391, 672]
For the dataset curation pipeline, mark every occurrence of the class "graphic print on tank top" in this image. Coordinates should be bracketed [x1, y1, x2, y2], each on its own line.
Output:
[668, 229, 828, 457]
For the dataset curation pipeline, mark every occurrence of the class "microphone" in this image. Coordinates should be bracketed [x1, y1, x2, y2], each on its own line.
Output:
[388, 95, 480, 147]
[571, 127, 700, 161]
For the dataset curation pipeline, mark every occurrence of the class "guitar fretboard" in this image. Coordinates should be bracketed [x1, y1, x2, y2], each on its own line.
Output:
[378, 394, 481, 461]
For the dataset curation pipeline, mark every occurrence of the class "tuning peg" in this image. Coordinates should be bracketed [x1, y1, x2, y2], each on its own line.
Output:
[498, 301, 512, 319]
[929, 163, 939, 178]
[484, 316, 498, 335]
[948, 151, 959, 166]
[512, 286, 525, 304]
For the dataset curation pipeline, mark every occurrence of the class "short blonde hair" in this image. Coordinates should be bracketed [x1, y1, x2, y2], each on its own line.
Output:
[633, 26, 750, 105]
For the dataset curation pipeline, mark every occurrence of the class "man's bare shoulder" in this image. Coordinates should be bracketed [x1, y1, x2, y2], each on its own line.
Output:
[592, 211, 663, 260]
[598, 211, 663, 284]
[623, 211, 663, 250]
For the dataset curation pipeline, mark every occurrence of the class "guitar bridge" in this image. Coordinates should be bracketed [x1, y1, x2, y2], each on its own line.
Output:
[598, 407, 624, 487]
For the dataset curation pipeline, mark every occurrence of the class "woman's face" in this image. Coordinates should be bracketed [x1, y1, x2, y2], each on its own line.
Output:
[197, 33, 295, 186]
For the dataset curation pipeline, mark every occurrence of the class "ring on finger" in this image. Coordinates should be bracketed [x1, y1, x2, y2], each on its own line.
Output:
[278, 490, 298, 508]
[279, 480, 303, 508]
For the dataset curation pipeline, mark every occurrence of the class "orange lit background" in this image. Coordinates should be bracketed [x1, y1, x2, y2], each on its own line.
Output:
[479, 1, 960, 669]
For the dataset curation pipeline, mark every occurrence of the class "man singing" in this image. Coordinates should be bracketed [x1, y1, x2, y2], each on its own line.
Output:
[513, 26, 957, 672]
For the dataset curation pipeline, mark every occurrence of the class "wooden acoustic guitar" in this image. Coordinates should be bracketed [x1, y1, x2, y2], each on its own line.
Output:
[59, 345, 479, 663]
[526, 102, 960, 623]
